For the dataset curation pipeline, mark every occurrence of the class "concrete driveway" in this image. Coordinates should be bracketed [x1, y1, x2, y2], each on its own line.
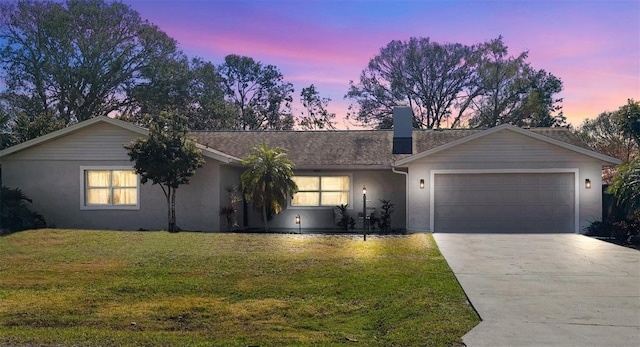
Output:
[433, 233, 640, 347]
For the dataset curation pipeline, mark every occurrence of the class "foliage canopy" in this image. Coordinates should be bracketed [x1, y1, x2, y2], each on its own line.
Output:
[241, 143, 297, 231]
[125, 112, 204, 232]
[346, 36, 565, 129]
[0, 0, 180, 126]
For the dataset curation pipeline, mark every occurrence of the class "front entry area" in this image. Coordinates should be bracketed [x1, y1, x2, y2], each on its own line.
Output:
[433, 172, 575, 233]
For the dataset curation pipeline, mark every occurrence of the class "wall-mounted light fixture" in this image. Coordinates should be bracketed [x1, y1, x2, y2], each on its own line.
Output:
[295, 214, 301, 233]
[420, 179, 425, 189]
[585, 179, 591, 189]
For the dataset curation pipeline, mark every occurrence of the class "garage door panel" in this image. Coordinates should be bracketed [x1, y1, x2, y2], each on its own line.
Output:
[434, 173, 574, 233]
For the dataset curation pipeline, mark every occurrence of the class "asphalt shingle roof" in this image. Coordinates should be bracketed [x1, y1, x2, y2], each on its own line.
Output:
[189, 128, 590, 169]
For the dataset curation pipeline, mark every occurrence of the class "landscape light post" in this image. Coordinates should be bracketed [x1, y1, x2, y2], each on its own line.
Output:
[295, 214, 301, 234]
[362, 185, 367, 241]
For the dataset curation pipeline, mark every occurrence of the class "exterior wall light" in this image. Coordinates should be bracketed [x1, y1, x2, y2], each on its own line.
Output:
[420, 179, 425, 189]
[585, 179, 591, 189]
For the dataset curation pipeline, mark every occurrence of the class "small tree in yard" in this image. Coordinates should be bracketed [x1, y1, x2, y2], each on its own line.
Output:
[125, 112, 204, 232]
[241, 143, 297, 232]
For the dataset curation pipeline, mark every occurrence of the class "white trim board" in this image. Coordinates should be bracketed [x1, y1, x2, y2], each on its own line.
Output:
[429, 168, 580, 233]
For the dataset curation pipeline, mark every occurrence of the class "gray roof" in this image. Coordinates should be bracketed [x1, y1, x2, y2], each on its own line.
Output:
[189, 127, 592, 169]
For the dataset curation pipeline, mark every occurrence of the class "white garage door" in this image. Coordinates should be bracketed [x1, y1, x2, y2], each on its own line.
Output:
[434, 173, 575, 233]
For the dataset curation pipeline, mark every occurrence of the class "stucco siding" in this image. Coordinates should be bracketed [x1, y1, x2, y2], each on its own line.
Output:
[245, 169, 406, 231]
[2, 158, 223, 231]
[218, 165, 244, 231]
[172, 158, 222, 231]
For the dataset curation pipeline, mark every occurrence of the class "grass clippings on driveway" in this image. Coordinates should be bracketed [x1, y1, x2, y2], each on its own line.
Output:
[0, 229, 478, 346]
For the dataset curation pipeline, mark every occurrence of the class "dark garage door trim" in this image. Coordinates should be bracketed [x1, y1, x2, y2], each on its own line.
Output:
[429, 169, 579, 233]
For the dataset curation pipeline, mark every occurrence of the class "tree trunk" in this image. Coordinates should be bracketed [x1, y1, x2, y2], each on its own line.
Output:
[165, 189, 172, 232]
[169, 188, 177, 232]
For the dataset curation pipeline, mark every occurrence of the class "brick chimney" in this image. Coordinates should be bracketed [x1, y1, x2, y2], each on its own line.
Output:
[392, 106, 412, 154]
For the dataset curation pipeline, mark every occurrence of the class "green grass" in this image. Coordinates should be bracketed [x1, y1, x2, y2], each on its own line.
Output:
[0, 229, 479, 346]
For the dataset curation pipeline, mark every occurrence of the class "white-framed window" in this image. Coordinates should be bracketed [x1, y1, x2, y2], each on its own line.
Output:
[291, 175, 351, 207]
[80, 166, 139, 210]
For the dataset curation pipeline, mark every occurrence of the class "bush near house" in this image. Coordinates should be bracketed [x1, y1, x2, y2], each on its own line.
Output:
[590, 175, 640, 247]
[335, 204, 355, 230]
[0, 186, 46, 234]
[585, 204, 640, 248]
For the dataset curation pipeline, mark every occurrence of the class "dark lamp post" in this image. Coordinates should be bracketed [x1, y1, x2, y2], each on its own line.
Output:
[362, 185, 367, 241]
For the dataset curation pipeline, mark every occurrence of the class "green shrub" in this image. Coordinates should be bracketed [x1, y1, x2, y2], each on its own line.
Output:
[585, 215, 639, 247]
[335, 204, 355, 230]
[0, 186, 46, 234]
[375, 199, 395, 232]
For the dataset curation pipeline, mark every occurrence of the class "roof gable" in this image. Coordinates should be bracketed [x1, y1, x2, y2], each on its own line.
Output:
[395, 124, 621, 166]
[0, 116, 240, 164]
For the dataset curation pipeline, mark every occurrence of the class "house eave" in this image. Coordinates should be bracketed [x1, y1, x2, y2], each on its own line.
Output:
[294, 164, 391, 171]
[197, 143, 241, 164]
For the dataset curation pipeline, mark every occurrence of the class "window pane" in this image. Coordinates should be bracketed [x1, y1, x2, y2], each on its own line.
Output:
[87, 171, 110, 187]
[292, 176, 319, 190]
[292, 192, 320, 206]
[113, 170, 137, 187]
[87, 188, 110, 204]
[321, 192, 349, 206]
[114, 188, 137, 205]
[322, 176, 349, 191]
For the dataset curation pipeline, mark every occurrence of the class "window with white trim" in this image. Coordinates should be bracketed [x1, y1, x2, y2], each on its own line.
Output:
[81, 167, 139, 209]
[291, 175, 350, 207]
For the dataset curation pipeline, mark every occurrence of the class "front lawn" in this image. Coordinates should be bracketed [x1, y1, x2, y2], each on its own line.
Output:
[0, 229, 478, 346]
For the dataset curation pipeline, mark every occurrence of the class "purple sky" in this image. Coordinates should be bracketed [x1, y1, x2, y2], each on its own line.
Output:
[124, 0, 639, 129]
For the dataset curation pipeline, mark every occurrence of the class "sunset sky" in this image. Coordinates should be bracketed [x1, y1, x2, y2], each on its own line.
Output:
[124, 0, 639, 129]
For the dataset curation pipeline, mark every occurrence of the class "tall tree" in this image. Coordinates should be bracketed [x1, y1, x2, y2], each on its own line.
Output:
[575, 111, 638, 163]
[10, 110, 65, 145]
[468, 37, 564, 128]
[241, 144, 298, 232]
[575, 109, 638, 183]
[617, 99, 640, 149]
[346, 37, 476, 129]
[0, 107, 14, 149]
[124, 56, 235, 130]
[125, 112, 204, 232]
[298, 84, 336, 130]
[346, 36, 564, 129]
[0, 0, 180, 135]
[218, 54, 294, 130]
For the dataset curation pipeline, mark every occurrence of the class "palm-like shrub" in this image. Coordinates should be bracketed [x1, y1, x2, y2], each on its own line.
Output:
[608, 157, 640, 215]
[241, 143, 297, 232]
